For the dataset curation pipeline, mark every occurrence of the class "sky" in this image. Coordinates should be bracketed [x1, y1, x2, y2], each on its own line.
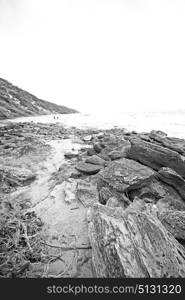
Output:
[0, 0, 185, 114]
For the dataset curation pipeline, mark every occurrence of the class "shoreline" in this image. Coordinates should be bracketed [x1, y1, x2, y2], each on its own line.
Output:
[2, 111, 185, 139]
[1, 121, 185, 277]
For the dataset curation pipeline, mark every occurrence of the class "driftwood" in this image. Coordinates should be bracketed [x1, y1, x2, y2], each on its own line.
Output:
[88, 201, 185, 278]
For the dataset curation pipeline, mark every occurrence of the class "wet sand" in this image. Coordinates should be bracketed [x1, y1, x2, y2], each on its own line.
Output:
[0, 122, 95, 277]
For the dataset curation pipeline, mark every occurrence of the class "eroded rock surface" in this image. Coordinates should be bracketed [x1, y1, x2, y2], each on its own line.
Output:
[85, 155, 107, 166]
[128, 138, 185, 177]
[157, 167, 185, 201]
[159, 210, 185, 241]
[76, 162, 103, 175]
[2, 121, 185, 279]
[88, 202, 185, 278]
[98, 158, 154, 193]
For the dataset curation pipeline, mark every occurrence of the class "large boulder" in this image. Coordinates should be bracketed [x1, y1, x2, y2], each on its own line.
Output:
[76, 180, 99, 208]
[64, 152, 79, 159]
[93, 143, 103, 153]
[98, 158, 154, 193]
[98, 185, 131, 207]
[85, 155, 107, 166]
[108, 140, 131, 160]
[156, 197, 185, 212]
[0, 166, 36, 192]
[83, 135, 93, 142]
[86, 148, 96, 156]
[75, 162, 103, 175]
[149, 130, 185, 155]
[128, 138, 185, 178]
[88, 201, 185, 278]
[97, 158, 154, 206]
[159, 210, 185, 241]
[128, 176, 185, 210]
[157, 167, 185, 201]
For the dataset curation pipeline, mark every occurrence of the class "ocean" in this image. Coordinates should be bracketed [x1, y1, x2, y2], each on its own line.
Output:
[3, 111, 185, 139]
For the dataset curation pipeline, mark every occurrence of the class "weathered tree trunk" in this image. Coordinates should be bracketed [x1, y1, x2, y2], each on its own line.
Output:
[88, 202, 185, 278]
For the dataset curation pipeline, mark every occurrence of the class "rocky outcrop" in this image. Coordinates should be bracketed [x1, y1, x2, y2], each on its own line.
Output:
[93, 143, 103, 153]
[2, 121, 185, 279]
[76, 180, 99, 208]
[75, 162, 103, 175]
[157, 167, 185, 201]
[85, 155, 107, 166]
[149, 130, 185, 155]
[64, 152, 79, 159]
[0, 166, 36, 192]
[159, 210, 185, 241]
[83, 135, 93, 142]
[88, 202, 185, 278]
[128, 138, 185, 178]
[98, 158, 154, 193]
[128, 175, 185, 211]
[108, 140, 131, 160]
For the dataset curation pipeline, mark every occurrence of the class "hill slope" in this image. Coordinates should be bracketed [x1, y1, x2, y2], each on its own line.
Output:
[0, 78, 78, 120]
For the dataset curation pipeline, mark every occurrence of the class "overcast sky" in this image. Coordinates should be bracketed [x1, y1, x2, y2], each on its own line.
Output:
[0, 0, 185, 113]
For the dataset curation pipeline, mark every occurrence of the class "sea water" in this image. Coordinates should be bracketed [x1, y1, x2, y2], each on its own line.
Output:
[3, 111, 185, 139]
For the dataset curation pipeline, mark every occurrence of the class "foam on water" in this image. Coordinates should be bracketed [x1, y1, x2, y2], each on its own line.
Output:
[3, 111, 185, 139]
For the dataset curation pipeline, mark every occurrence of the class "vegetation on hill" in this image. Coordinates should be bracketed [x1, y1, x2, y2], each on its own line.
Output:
[0, 78, 78, 120]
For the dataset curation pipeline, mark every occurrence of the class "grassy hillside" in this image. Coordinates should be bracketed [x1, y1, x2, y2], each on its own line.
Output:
[0, 78, 78, 120]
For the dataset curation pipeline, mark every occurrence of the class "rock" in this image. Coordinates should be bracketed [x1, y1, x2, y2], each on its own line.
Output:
[83, 135, 93, 142]
[157, 167, 185, 201]
[99, 142, 106, 149]
[128, 138, 185, 178]
[106, 197, 124, 208]
[64, 152, 79, 159]
[0, 166, 36, 191]
[98, 186, 130, 207]
[75, 162, 103, 175]
[156, 197, 185, 212]
[150, 130, 167, 138]
[97, 153, 110, 161]
[97, 158, 154, 206]
[128, 176, 185, 208]
[124, 132, 131, 136]
[62, 180, 77, 204]
[139, 134, 152, 142]
[70, 170, 82, 179]
[108, 140, 131, 160]
[103, 134, 118, 145]
[98, 158, 154, 193]
[159, 210, 185, 241]
[87, 148, 96, 156]
[93, 143, 102, 153]
[76, 180, 99, 207]
[108, 150, 124, 160]
[85, 155, 106, 166]
[79, 147, 87, 153]
[88, 202, 185, 278]
[96, 132, 104, 139]
[97, 137, 131, 161]
[149, 131, 185, 155]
